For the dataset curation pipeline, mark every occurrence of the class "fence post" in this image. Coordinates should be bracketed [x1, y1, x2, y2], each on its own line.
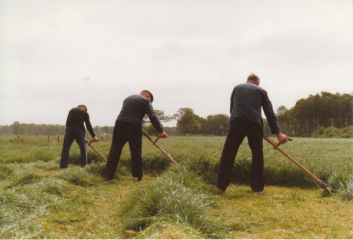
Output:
[17, 136, 19, 144]
[58, 136, 60, 143]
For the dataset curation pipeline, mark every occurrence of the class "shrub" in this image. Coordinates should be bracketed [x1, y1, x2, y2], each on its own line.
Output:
[311, 126, 353, 138]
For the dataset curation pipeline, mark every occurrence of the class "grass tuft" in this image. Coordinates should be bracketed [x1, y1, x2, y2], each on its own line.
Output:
[119, 165, 220, 238]
[0, 165, 13, 179]
[56, 167, 102, 187]
[135, 222, 204, 239]
[6, 173, 42, 189]
[329, 173, 353, 200]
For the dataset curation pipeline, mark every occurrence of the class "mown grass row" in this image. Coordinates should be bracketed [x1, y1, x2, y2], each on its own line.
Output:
[0, 160, 142, 238]
[0, 159, 219, 238]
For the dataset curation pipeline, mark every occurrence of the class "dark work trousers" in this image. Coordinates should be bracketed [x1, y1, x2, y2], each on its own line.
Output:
[217, 118, 264, 192]
[60, 126, 87, 168]
[104, 121, 143, 180]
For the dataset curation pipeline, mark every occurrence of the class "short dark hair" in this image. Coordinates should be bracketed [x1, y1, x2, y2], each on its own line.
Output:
[141, 90, 154, 102]
[247, 73, 260, 82]
[77, 105, 87, 111]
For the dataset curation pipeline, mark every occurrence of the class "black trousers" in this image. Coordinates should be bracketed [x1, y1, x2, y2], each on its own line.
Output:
[217, 118, 264, 192]
[60, 126, 87, 168]
[104, 121, 143, 179]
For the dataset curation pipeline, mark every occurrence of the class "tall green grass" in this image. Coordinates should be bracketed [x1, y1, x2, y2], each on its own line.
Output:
[0, 135, 352, 238]
[1, 135, 352, 197]
[168, 137, 353, 199]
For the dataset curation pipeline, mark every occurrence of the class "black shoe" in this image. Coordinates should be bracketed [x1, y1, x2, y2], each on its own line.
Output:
[101, 172, 113, 181]
[214, 187, 225, 195]
[103, 175, 113, 181]
[101, 169, 111, 181]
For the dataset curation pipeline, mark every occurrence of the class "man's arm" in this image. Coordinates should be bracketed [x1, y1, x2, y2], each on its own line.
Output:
[262, 92, 281, 134]
[146, 102, 164, 133]
[262, 91, 289, 144]
[84, 112, 97, 140]
[230, 89, 235, 114]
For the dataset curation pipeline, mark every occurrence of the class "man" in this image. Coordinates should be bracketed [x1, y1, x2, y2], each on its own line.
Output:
[103, 90, 168, 181]
[60, 105, 98, 168]
[216, 74, 289, 195]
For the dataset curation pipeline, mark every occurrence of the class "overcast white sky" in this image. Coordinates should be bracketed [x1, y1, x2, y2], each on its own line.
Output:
[1, 0, 352, 127]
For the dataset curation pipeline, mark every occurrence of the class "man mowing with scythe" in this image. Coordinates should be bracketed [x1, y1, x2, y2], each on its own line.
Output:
[60, 105, 98, 168]
[216, 74, 289, 195]
[102, 90, 168, 181]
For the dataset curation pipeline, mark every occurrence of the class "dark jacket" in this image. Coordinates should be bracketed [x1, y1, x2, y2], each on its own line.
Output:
[116, 94, 164, 133]
[229, 82, 280, 134]
[66, 107, 95, 137]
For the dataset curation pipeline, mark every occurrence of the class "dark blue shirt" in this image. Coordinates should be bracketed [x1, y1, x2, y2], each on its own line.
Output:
[66, 107, 96, 137]
[229, 82, 280, 134]
[117, 94, 164, 133]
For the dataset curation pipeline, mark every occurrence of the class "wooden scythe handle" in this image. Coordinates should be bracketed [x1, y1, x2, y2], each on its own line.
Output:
[263, 134, 327, 190]
[85, 139, 107, 162]
[142, 130, 178, 164]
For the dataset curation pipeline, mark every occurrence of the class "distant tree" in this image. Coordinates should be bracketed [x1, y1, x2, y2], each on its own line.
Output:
[0, 125, 11, 134]
[143, 124, 181, 137]
[143, 109, 174, 125]
[276, 105, 291, 135]
[101, 126, 114, 135]
[143, 124, 158, 136]
[176, 108, 204, 135]
[173, 108, 193, 120]
[202, 114, 229, 136]
[277, 105, 288, 116]
[163, 126, 181, 136]
[11, 121, 21, 135]
[155, 110, 174, 122]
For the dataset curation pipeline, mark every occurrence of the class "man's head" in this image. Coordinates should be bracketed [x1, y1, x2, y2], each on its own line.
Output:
[141, 90, 154, 102]
[77, 105, 88, 111]
[247, 73, 260, 85]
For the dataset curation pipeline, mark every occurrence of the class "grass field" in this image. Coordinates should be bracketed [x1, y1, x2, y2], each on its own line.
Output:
[0, 135, 352, 238]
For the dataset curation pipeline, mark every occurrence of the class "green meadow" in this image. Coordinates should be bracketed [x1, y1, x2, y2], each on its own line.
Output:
[0, 135, 352, 239]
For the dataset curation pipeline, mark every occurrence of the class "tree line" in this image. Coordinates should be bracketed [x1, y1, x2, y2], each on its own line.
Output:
[143, 108, 229, 136]
[0, 122, 66, 135]
[0, 109, 229, 137]
[0, 122, 116, 136]
[162, 92, 353, 137]
[1, 92, 352, 137]
[276, 92, 353, 137]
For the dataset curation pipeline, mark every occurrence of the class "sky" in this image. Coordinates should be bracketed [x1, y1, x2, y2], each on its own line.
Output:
[1, 0, 352, 127]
